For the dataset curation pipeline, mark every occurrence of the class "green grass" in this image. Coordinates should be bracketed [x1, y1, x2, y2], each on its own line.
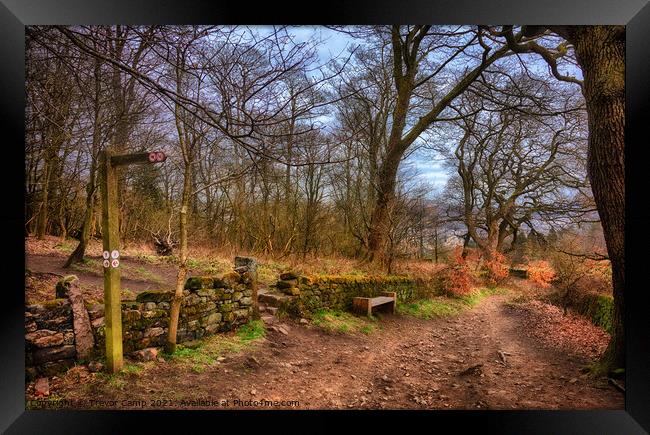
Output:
[191, 364, 206, 374]
[133, 253, 162, 264]
[119, 263, 165, 284]
[164, 319, 265, 369]
[311, 309, 378, 335]
[201, 258, 234, 275]
[257, 261, 285, 286]
[236, 319, 266, 342]
[398, 287, 507, 319]
[168, 345, 217, 365]
[186, 258, 202, 269]
[53, 239, 76, 254]
[397, 298, 463, 319]
[70, 258, 102, 275]
[121, 288, 136, 300]
[122, 363, 143, 375]
[95, 372, 127, 388]
[459, 287, 506, 307]
[134, 266, 165, 283]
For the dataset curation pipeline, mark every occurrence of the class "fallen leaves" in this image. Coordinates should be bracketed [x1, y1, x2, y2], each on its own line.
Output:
[507, 300, 610, 360]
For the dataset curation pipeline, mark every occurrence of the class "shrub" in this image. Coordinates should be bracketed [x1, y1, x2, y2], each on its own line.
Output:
[482, 250, 509, 288]
[549, 248, 612, 297]
[527, 260, 556, 288]
[439, 247, 473, 296]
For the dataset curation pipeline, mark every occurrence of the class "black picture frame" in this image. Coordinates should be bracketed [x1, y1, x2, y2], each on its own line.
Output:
[2, 0, 649, 433]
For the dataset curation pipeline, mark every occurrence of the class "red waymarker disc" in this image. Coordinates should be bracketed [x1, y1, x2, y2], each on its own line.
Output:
[148, 152, 157, 162]
[155, 151, 166, 162]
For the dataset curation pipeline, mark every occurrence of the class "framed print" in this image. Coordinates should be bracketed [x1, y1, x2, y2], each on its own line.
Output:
[2, 0, 649, 433]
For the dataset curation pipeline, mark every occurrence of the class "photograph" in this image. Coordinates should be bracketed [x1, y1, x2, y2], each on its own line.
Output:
[21, 24, 630, 413]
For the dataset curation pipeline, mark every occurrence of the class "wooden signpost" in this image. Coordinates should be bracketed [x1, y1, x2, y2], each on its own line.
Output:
[100, 150, 166, 373]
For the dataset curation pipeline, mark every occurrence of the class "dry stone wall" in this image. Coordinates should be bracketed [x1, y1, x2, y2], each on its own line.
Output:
[274, 273, 433, 318]
[25, 260, 255, 379]
[92, 270, 254, 353]
[25, 299, 76, 378]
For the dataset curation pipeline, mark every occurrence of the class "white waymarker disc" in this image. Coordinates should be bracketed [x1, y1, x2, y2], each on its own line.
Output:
[102, 251, 110, 259]
[103, 259, 110, 268]
[148, 152, 157, 162]
[111, 250, 120, 259]
[111, 259, 119, 268]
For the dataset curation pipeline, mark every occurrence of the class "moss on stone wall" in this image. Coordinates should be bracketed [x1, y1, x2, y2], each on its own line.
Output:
[114, 270, 253, 353]
[549, 291, 614, 333]
[27, 268, 254, 377]
[277, 274, 437, 318]
[582, 293, 614, 334]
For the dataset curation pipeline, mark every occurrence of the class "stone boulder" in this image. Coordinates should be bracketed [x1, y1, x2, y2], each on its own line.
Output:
[279, 271, 298, 281]
[34, 377, 49, 397]
[132, 347, 158, 362]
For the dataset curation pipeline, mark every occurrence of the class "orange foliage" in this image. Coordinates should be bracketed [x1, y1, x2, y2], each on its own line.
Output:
[439, 247, 473, 296]
[483, 250, 509, 287]
[527, 260, 556, 288]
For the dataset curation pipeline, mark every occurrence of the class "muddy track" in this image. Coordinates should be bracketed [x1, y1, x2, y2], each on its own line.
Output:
[27, 253, 177, 301]
[52, 295, 622, 410]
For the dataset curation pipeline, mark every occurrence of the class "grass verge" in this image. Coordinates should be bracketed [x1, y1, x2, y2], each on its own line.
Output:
[165, 319, 266, 369]
[398, 287, 507, 319]
[311, 309, 378, 335]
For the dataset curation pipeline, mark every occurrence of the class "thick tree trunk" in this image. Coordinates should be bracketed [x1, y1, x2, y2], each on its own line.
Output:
[367, 156, 400, 262]
[569, 26, 625, 371]
[507, 25, 625, 371]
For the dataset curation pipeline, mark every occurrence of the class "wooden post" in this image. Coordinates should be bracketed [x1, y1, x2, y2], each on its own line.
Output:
[98, 149, 166, 372]
[100, 150, 123, 373]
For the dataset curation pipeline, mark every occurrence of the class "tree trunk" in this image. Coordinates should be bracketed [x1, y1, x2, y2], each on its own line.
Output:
[36, 159, 51, 239]
[64, 158, 97, 267]
[367, 157, 399, 262]
[167, 48, 193, 354]
[166, 164, 191, 353]
[433, 225, 439, 263]
[569, 26, 625, 371]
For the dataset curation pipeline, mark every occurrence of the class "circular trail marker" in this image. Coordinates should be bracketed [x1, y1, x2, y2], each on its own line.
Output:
[111, 250, 120, 259]
[103, 251, 110, 260]
[103, 259, 110, 268]
[155, 151, 166, 162]
[148, 152, 157, 162]
[111, 259, 120, 268]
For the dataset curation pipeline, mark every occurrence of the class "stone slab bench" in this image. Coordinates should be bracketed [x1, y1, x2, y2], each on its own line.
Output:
[352, 292, 396, 316]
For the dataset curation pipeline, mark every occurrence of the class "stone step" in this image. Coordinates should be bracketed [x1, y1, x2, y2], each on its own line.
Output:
[258, 292, 290, 308]
[266, 306, 278, 315]
[261, 314, 278, 325]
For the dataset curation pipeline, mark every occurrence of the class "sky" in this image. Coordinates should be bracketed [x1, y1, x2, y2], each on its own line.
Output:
[256, 26, 583, 196]
[276, 25, 452, 194]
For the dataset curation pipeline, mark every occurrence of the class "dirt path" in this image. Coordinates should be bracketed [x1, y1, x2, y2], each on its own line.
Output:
[27, 253, 178, 302]
[50, 295, 622, 410]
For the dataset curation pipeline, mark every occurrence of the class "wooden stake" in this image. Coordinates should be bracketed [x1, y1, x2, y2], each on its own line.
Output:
[100, 150, 123, 373]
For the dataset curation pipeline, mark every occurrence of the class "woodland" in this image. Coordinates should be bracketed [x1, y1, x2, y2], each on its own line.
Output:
[24, 25, 624, 409]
